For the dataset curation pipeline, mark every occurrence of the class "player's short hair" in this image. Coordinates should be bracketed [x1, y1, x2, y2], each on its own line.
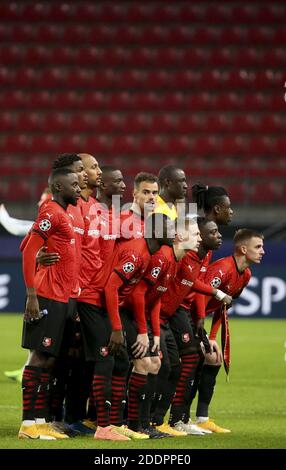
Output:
[233, 229, 264, 246]
[196, 216, 210, 229]
[52, 153, 81, 170]
[192, 183, 229, 213]
[158, 165, 182, 186]
[100, 165, 119, 175]
[48, 167, 75, 187]
[134, 172, 159, 190]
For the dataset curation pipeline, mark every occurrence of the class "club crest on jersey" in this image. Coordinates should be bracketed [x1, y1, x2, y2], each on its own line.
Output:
[39, 219, 51, 231]
[100, 347, 109, 357]
[211, 277, 222, 288]
[151, 267, 161, 279]
[42, 337, 52, 347]
[182, 333, 190, 343]
[123, 262, 135, 273]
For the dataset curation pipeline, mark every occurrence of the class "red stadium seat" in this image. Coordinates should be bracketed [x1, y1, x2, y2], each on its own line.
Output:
[151, 114, 177, 133]
[42, 113, 70, 132]
[24, 46, 52, 65]
[0, 45, 24, 64]
[192, 137, 218, 157]
[69, 113, 97, 132]
[224, 183, 249, 204]
[1, 135, 30, 153]
[122, 114, 150, 133]
[11, 24, 36, 42]
[29, 91, 55, 109]
[30, 135, 58, 154]
[17, 112, 44, 132]
[251, 183, 281, 204]
[7, 180, 35, 201]
[0, 112, 15, 131]
[36, 24, 63, 42]
[165, 136, 191, 154]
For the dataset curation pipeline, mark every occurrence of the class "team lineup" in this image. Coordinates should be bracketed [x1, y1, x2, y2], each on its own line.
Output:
[16, 153, 265, 441]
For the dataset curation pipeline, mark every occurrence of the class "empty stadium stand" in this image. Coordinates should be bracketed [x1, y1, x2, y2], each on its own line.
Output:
[0, 1, 285, 205]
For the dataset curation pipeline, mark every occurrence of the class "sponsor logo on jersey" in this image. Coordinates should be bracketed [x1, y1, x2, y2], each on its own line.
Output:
[39, 219, 51, 231]
[181, 279, 194, 287]
[157, 285, 167, 292]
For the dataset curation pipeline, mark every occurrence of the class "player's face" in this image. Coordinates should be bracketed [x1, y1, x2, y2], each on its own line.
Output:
[70, 160, 88, 190]
[186, 222, 202, 252]
[133, 181, 159, 214]
[200, 221, 222, 251]
[83, 155, 102, 188]
[61, 173, 81, 206]
[168, 170, 188, 200]
[245, 237, 265, 264]
[216, 196, 233, 225]
[102, 170, 126, 198]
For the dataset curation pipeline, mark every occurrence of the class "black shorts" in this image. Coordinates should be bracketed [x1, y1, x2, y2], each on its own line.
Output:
[22, 296, 69, 357]
[77, 302, 112, 361]
[169, 306, 201, 354]
[160, 323, 180, 368]
[60, 297, 82, 355]
[120, 309, 159, 359]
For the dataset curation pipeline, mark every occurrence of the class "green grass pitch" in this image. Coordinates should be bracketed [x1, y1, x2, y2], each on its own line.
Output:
[0, 314, 285, 449]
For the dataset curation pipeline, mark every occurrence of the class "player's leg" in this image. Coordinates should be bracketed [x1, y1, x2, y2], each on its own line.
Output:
[196, 344, 230, 433]
[168, 307, 206, 435]
[19, 296, 70, 439]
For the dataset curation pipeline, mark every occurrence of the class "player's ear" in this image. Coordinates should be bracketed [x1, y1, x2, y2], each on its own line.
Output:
[213, 204, 220, 215]
[176, 230, 184, 242]
[240, 244, 247, 255]
[54, 182, 62, 192]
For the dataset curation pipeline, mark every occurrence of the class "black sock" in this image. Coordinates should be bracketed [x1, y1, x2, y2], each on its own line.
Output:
[151, 362, 181, 426]
[196, 364, 221, 418]
[22, 365, 41, 421]
[140, 373, 157, 429]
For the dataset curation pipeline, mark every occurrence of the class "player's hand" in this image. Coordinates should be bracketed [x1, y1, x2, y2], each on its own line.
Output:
[151, 335, 160, 353]
[24, 294, 40, 323]
[36, 246, 60, 266]
[108, 330, 126, 355]
[222, 294, 232, 306]
[132, 333, 149, 358]
[209, 340, 223, 363]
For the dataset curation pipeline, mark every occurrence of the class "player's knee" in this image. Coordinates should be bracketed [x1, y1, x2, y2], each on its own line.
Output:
[133, 356, 151, 374]
[149, 356, 161, 374]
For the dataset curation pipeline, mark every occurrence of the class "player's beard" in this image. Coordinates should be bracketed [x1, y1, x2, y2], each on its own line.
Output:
[65, 195, 78, 206]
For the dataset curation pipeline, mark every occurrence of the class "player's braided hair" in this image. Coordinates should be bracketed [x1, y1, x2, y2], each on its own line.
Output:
[192, 183, 229, 213]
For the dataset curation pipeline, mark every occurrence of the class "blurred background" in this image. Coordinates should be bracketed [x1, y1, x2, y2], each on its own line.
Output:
[0, 1, 285, 316]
